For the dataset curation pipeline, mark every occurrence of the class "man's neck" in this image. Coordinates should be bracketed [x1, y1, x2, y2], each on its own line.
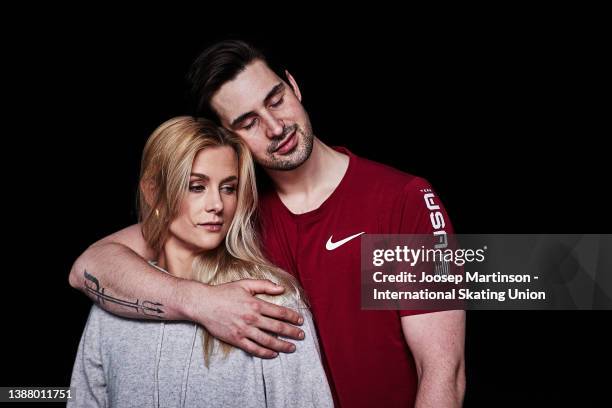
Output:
[266, 138, 349, 214]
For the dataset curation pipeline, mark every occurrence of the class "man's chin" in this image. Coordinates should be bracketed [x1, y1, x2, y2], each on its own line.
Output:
[265, 150, 310, 171]
[265, 135, 314, 171]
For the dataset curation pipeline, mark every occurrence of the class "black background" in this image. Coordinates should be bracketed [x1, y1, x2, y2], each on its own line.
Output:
[3, 9, 610, 407]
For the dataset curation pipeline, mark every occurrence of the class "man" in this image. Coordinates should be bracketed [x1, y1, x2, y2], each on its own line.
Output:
[70, 40, 465, 407]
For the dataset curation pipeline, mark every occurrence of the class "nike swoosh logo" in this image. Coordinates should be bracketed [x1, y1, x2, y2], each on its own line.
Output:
[326, 232, 365, 250]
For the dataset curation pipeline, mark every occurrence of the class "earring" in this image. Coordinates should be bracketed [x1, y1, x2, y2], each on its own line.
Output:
[155, 209, 160, 218]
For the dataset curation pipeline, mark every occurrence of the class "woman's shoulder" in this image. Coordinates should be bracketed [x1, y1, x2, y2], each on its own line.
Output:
[277, 295, 309, 313]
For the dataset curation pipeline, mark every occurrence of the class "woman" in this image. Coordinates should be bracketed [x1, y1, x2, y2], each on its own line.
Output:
[69, 117, 333, 407]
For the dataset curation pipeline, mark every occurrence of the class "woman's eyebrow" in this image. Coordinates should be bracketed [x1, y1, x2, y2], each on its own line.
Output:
[190, 174, 237, 183]
[190, 173, 209, 180]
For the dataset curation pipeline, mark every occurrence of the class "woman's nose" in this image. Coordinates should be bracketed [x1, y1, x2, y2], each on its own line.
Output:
[205, 190, 224, 213]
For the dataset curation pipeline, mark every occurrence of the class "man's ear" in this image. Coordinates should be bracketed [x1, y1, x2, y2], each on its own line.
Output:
[140, 178, 157, 208]
[285, 70, 302, 102]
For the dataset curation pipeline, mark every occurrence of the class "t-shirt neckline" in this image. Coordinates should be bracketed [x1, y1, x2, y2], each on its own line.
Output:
[271, 146, 355, 222]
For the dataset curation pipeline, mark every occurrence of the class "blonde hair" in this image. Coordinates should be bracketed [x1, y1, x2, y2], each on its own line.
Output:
[138, 116, 303, 364]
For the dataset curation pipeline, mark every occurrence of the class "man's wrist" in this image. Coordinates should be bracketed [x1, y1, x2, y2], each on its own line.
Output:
[172, 278, 209, 322]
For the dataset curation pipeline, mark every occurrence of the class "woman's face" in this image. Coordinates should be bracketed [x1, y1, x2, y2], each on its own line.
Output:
[168, 145, 239, 253]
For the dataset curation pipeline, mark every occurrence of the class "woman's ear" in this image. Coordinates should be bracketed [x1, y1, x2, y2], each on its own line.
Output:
[140, 178, 157, 208]
[285, 70, 302, 102]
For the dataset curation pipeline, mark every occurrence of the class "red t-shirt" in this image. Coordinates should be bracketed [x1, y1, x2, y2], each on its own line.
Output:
[258, 147, 454, 407]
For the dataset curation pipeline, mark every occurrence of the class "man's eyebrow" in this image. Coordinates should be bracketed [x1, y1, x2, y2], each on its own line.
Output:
[263, 82, 285, 105]
[229, 82, 285, 128]
[230, 111, 256, 129]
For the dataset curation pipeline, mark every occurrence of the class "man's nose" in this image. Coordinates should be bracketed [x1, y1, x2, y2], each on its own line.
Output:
[262, 111, 284, 139]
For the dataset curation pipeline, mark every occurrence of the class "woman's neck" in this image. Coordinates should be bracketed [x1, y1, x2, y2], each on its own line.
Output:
[157, 237, 200, 280]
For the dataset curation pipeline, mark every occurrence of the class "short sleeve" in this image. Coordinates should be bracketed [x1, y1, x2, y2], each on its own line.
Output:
[392, 177, 456, 317]
[393, 176, 455, 236]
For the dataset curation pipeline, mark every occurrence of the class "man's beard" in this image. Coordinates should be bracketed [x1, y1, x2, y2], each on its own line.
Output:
[259, 122, 314, 171]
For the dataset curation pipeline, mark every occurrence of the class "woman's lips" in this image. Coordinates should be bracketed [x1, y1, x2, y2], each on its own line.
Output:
[198, 223, 223, 232]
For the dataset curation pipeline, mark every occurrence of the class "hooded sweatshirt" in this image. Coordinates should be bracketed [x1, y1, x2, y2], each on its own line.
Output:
[69, 267, 333, 407]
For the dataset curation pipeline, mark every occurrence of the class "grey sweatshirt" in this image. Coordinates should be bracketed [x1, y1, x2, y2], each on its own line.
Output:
[69, 295, 333, 407]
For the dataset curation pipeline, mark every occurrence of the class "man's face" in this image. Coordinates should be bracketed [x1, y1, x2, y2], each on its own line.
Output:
[211, 60, 314, 171]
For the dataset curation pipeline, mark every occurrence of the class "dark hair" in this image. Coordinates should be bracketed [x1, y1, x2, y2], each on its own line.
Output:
[186, 40, 282, 121]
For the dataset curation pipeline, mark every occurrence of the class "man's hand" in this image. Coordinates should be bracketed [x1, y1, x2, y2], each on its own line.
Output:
[179, 278, 305, 358]
[69, 224, 304, 359]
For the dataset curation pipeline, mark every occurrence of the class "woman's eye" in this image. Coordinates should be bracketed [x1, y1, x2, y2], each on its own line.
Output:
[221, 185, 236, 194]
[189, 184, 205, 193]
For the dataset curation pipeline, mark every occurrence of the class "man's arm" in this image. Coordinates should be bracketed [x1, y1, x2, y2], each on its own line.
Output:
[69, 224, 305, 358]
[401, 310, 466, 408]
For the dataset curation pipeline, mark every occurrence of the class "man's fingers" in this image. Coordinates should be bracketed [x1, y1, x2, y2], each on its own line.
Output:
[237, 279, 303, 325]
[258, 315, 305, 340]
[246, 326, 297, 354]
[258, 300, 304, 326]
[242, 279, 286, 295]
[239, 338, 279, 359]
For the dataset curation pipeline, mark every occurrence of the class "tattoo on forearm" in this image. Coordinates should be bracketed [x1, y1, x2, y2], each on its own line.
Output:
[83, 270, 165, 318]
